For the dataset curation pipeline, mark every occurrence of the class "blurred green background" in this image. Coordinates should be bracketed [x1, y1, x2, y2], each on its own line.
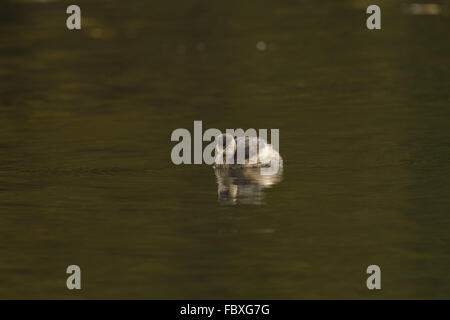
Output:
[0, 0, 449, 299]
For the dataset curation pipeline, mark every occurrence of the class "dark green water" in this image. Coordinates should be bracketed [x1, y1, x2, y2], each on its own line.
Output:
[0, 0, 449, 299]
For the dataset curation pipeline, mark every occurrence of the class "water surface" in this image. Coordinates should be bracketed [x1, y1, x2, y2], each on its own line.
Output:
[0, 0, 449, 299]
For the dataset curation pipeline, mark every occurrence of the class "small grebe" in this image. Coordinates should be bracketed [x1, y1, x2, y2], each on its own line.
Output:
[214, 134, 282, 169]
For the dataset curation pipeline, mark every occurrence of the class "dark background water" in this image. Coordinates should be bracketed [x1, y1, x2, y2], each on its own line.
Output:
[0, 0, 449, 299]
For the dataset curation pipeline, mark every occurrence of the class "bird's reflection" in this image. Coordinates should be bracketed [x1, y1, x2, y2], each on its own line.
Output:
[214, 166, 283, 205]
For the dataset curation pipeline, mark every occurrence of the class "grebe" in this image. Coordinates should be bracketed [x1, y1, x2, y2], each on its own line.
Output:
[214, 134, 282, 169]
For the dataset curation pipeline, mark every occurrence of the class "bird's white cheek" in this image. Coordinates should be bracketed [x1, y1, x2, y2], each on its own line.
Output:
[225, 146, 235, 159]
